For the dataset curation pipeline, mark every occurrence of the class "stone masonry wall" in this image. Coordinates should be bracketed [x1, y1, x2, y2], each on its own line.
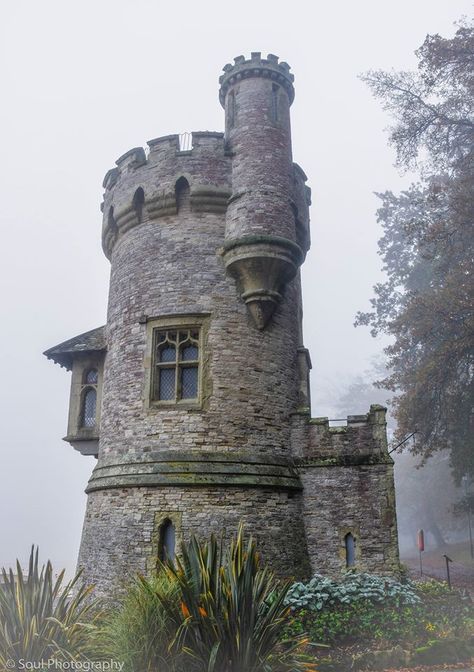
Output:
[292, 406, 400, 575]
[99, 203, 302, 459]
[78, 485, 310, 597]
[300, 463, 399, 575]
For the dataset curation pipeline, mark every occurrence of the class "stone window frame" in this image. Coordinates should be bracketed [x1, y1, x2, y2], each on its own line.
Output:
[65, 355, 104, 442]
[144, 313, 210, 411]
[147, 511, 183, 574]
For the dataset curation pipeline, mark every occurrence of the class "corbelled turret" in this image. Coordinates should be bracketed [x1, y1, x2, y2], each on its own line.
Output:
[220, 53, 308, 328]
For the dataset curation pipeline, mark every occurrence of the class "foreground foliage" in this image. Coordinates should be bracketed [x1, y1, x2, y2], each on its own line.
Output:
[101, 527, 309, 671]
[2, 544, 473, 672]
[356, 18, 474, 481]
[285, 573, 473, 648]
[101, 573, 180, 672]
[0, 548, 100, 667]
[285, 572, 420, 611]
[154, 525, 307, 672]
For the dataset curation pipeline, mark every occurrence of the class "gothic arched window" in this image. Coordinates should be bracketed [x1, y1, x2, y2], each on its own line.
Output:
[132, 187, 145, 224]
[345, 532, 356, 567]
[175, 177, 190, 212]
[80, 368, 99, 429]
[82, 388, 97, 428]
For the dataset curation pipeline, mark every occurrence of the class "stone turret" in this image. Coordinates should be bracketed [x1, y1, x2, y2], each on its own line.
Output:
[45, 54, 399, 597]
[219, 53, 307, 329]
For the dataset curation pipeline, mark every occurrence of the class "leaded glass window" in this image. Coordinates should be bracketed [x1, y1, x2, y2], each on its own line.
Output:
[85, 368, 98, 384]
[80, 368, 99, 429]
[82, 388, 97, 427]
[152, 327, 200, 403]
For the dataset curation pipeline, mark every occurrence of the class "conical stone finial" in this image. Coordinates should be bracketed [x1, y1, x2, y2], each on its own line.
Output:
[246, 298, 279, 330]
[222, 237, 304, 329]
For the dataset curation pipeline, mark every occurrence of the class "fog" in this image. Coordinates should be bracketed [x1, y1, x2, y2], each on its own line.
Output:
[0, 0, 470, 573]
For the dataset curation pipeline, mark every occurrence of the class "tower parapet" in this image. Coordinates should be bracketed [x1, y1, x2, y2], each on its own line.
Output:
[101, 132, 232, 260]
[218, 53, 295, 107]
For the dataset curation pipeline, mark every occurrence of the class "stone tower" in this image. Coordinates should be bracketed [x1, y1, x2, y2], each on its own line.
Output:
[45, 54, 399, 596]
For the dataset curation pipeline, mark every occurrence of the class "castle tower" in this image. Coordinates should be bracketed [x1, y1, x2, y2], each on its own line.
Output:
[45, 54, 399, 596]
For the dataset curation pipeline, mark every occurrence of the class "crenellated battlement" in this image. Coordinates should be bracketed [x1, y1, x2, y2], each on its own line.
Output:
[102, 132, 227, 192]
[100, 131, 232, 259]
[219, 52, 295, 107]
[298, 405, 391, 464]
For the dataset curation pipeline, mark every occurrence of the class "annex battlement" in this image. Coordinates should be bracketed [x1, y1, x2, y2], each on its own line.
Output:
[303, 405, 390, 461]
[219, 53, 295, 106]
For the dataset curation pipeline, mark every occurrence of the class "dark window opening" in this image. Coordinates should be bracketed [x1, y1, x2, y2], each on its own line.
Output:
[108, 207, 118, 234]
[132, 187, 145, 224]
[159, 519, 176, 562]
[84, 368, 98, 384]
[345, 533, 356, 567]
[175, 177, 190, 212]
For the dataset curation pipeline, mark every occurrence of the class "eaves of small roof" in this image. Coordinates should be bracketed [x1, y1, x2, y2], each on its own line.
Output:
[43, 326, 106, 371]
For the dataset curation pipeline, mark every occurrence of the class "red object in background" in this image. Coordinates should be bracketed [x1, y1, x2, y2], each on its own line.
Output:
[417, 529, 425, 552]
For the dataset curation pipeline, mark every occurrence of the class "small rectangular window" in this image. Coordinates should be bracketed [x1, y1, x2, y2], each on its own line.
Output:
[151, 327, 201, 404]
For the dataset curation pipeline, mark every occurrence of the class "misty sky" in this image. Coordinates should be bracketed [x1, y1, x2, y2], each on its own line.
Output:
[0, 0, 471, 574]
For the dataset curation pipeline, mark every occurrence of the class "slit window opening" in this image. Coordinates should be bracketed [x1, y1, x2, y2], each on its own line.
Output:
[160, 520, 176, 562]
[345, 533, 356, 567]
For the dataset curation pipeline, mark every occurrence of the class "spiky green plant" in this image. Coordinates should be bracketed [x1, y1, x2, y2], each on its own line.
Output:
[0, 547, 100, 667]
[154, 525, 306, 672]
[102, 573, 182, 672]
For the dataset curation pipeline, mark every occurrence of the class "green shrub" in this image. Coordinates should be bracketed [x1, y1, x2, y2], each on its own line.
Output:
[285, 573, 473, 647]
[416, 577, 457, 597]
[101, 573, 181, 672]
[285, 572, 420, 612]
[286, 601, 421, 645]
[156, 525, 306, 672]
[0, 547, 100, 667]
[413, 579, 473, 640]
